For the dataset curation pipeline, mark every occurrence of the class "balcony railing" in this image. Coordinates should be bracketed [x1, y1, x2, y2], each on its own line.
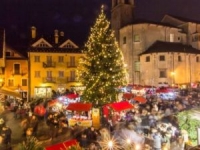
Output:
[67, 62, 78, 68]
[66, 77, 77, 82]
[43, 77, 56, 83]
[43, 62, 56, 68]
[56, 77, 68, 84]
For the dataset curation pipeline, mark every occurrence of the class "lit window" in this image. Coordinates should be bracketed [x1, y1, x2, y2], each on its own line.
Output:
[134, 34, 140, 42]
[37, 42, 48, 47]
[64, 43, 74, 48]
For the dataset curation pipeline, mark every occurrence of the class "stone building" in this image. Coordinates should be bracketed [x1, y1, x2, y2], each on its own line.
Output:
[111, 0, 200, 87]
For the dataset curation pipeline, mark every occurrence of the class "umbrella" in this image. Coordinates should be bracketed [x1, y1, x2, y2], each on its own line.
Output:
[133, 96, 147, 104]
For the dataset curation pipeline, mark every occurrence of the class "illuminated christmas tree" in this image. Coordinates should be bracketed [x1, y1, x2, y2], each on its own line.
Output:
[77, 6, 127, 107]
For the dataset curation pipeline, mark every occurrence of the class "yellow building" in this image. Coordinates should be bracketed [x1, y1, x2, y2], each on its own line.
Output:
[28, 27, 83, 99]
[4, 45, 28, 100]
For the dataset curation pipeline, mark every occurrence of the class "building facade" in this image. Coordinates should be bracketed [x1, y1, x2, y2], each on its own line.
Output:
[111, 0, 200, 87]
[28, 27, 83, 99]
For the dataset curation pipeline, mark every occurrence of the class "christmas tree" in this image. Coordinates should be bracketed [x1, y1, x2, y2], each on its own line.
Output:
[77, 6, 127, 107]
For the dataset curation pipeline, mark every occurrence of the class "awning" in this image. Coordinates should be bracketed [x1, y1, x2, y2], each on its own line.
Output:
[45, 139, 77, 150]
[65, 93, 79, 99]
[109, 101, 134, 112]
[66, 102, 92, 111]
[48, 100, 58, 107]
[123, 93, 134, 99]
[133, 96, 147, 104]
[0, 88, 22, 99]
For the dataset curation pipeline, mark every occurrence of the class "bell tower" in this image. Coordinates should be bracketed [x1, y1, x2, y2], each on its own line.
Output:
[111, 0, 134, 41]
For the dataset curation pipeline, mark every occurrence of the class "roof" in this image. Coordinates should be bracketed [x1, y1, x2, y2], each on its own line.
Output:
[141, 41, 200, 55]
[0, 28, 4, 58]
[122, 18, 178, 29]
[66, 102, 92, 111]
[109, 101, 134, 112]
[28, 47, 82, 53]
[164, 14, 200, 24]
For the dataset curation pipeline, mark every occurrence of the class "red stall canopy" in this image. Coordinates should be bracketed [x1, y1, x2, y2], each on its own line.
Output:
[66, 102, 92, 111]
[133, 96, 147, 104]
[66, 93, 79, 99]
[45, 139, 77, 150]
[109, 101, 134, 112]
[123, 93, 134, 99]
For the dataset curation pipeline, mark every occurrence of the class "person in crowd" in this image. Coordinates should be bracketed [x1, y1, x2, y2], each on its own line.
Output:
[0, 125, 12, 147]
[152, 131, 163, 150]
[27, 115, 39, 136]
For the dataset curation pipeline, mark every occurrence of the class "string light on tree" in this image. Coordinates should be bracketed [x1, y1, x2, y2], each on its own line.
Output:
[77, 5, 127, 107]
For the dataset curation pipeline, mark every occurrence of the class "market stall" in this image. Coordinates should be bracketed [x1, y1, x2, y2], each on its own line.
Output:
[103, 101, 134, 123]
[66, 102, 93, 127]
[45, 139, 78, 150]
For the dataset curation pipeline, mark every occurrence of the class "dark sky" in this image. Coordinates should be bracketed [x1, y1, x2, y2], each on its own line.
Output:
[0, 0, 200, 46]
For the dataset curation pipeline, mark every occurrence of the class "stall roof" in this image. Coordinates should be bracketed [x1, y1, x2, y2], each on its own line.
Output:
[0, 88, 22, 99]
[45, 139, 77, 150]
[133, 96, 147, 104]
[66, 102, 92, 111]
[109, 101, 134, 112]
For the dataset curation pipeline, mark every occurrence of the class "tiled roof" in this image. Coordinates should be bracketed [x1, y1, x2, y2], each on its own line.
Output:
[28, 47, 82, 53]
[0, 28, 4, 58]
[141, 41, 200, 55]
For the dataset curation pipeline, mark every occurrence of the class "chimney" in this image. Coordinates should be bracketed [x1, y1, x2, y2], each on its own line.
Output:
[54, 29, 59, 44]
[60, 31, 64, 37]
[31, 26, 36, 39]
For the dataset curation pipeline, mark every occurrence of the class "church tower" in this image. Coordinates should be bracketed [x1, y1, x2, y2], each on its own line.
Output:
[111, 0, 134, 41]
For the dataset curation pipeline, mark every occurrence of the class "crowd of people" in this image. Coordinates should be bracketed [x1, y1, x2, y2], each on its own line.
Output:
[0, 88, 199, 150]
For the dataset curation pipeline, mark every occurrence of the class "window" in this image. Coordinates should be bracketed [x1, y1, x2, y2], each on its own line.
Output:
[14, 64, 20, 74]
[8, 79, 14, 86]
[159, 55, 165, 61]
[35, 71, 40, 78]
[123, 36, 126, 44]
[34, 56, 40, 62]
[47, 56, 52, 62]
[58, 56, 64, 63]
[134, 34, 140, 42]
[146, 56, 150, 62]
[58, 71, 64, 77]
[178, 55, 182, 62]
[22, 79, 27, 86]
[170, 33, 174, 42]
[64, 43, 74, 48]
[196, 56, 200, 62]
[6, 52, 13, 57]
[70, 70, 76, 81]
[37, 42, 48, 47]
[159, 70, 167, 78]
[70, 56, 75, 66]
[47, 71, 52, 78]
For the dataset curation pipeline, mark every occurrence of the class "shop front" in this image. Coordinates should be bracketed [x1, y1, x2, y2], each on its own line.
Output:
[66, 102, 93, 127]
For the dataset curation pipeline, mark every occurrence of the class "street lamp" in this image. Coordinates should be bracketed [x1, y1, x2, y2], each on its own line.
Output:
[171, 72, 175, 86]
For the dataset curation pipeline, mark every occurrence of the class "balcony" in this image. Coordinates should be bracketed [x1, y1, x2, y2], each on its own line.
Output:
[43, 77, 56, 83]
[67, 77, 77, 82]
[43, 62, 56, 68]
[56, 77, 68, 84]
[67, 62, 78, 68]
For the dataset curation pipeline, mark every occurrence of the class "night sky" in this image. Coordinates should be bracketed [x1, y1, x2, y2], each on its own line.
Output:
[0, 0, 200, 46]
